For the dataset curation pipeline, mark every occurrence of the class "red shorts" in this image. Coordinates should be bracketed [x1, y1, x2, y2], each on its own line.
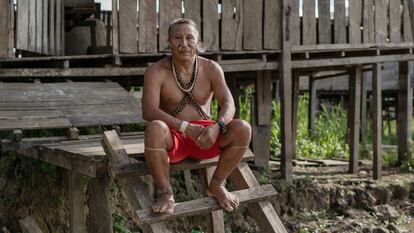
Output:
[168, 120, 221, 163]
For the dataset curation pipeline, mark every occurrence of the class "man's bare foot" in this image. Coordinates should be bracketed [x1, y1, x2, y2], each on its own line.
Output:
[206, 177, 239, 211]
[152, 188, 175, 214]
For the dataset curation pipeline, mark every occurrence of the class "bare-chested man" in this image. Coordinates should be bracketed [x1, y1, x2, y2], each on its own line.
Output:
[142, 18, 251, 214]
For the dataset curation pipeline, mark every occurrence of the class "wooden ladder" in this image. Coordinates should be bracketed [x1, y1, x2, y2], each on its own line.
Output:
[102, 130, 287, 233]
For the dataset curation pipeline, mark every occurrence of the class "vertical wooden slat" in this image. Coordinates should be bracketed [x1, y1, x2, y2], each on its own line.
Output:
[49, 0, 55, 55]
[302, 0, 316, 45]
[363, 0, 375, 43]
[42, 0, 48, 54]
[264, 0, 281, 49]
[291, 71, 300, 159]
[8, 0, 14, 57]
[112, 0, 119, 54]
[372, 63, 382, 180]
[221, 0, 243, 51]
[16, 0, 29, 51]
[56, 0, 62, 55]
[138, 0, 157, 53]
[119, 0, 138, 53]
[290, 0, 300, 45]
[88, 177, 113, 233]
[226, 75, 240, 118]
[389, 0, 401, 43]
[36, 0, 42, 53]
[243, 0, 262, 50]
[159, 0, 182, 52]
[397, 61, 412, 164]
[184, 0, 201, 31]
[68, 171, 87, 233]
[348, 66, 362, 174]
[61, 0, 64, 55]
[405, 0, 414, 42]
[203, 0, 219, 51]
[334, 0, 347, 44]
[318, 0, 331, 44]
[29, 0, 36, 52]
[349, 0, 362, 44]
[375, 0, 388, 43]
[280, 0, 293, 182]
[256, 70, 273, 125]
[0, 0, 9, 58]
[308, 76, 317, 134]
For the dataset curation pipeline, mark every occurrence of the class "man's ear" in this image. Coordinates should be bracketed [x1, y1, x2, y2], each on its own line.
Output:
[197, 41, 207, 53]
[165, 41, 171, 51]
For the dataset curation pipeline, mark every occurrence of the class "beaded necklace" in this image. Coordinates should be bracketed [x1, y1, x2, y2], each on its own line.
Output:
[170, 56, 198, 93]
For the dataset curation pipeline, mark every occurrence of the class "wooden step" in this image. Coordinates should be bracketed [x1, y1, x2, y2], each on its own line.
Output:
[111, 149, 254, 178]
[136, 184, 277, 225]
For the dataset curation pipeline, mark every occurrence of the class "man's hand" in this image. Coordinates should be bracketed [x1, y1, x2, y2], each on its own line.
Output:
[185, 123, 204, 143]
[195, 123, 220, 149]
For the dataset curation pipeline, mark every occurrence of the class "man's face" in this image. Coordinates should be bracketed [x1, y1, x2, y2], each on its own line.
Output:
[169, 23, 199, 61]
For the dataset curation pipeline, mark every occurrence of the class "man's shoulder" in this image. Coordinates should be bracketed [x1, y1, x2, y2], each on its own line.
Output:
[198, 56, 222, 71]
[145, 57, 170, 76]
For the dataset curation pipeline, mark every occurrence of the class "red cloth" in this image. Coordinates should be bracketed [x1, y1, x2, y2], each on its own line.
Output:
[168, 120, 221, 163]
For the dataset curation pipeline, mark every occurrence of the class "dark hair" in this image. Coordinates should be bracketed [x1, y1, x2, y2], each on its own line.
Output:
[168, 18, 200, 40]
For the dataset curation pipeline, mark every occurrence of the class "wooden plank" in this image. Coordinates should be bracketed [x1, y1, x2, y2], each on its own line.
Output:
[397, 61, 412, 164]
[28, 0, 36, 52]
[136, 185, 277, 225]
[101, 130, 171, 233]
[221, 0, 243, 50]
[290, 0, 300, 45]
[375, 0, 388, 43]
[363, 0, 375, 43]
[318, 0, 331, 44]
[56, 0, 63, 55]
[264, 0, 281, 49]
[19, 215, 43, 233]
[112, 0, 119, 54]
[203, 0, 219, 51]
[7, 0, 14, 58]
[0, 0, 8, 58]
[183, 0, 201, 31]
[16, 0, 29, 51]
[389, 0, 401, 43]
[372, 63, 382, 180]
[0, 67, 147, 77]
[334, 0, 347, 44]
[348, 65, 362, 174]
[230, 162, 287, 233]
[280, 0, 293, 182]
[49, 0, 55, 55]
[36, 0, 42, 53]
[256, 70, 272, 125]
[200, 166, 225, 233]
[87, 177, 113, 233]
[243, 0, 262, 50]
[292, 71, 299, 159]
[42, 0, 48, 54]
[159, 0, 182, 52]
[302, 0, 316, 45]
[68, 171, 87, 233]
[403, 0, 413, 42]
[119, 0, 138, 53]
[348, 0, 362, 44]
[308, 75, 317, 134]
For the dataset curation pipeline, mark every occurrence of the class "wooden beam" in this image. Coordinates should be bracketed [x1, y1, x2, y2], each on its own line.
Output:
[87, 176, 113, 233]
[292, 71, 300, 159]
[0, 67, 147, 77]
[372, 63, 382, 179]
[397, 61, 412, 164]
[308, 75, 317, 135]
[112, 0, 119, 54]
[348, 66, 362, 173]
[68, 171, 87, 233]
[280, 0, 293, 182]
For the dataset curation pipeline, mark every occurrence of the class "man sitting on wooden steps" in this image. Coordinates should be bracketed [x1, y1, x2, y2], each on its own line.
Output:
[142, 18, 252, 214]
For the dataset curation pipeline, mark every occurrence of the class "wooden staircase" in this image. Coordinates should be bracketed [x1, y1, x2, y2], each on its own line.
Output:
[102, 130, 287, 233]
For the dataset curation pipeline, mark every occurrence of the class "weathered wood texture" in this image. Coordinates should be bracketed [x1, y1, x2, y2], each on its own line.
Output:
[119, 0, 138, 53]
[243, 0, 262, 50]
[264, 0, 281, 49]
[372, 63, 382, 180]
[290, 0, 300, 45]
[389, 0, 401, 43]
[404, 0, 413, 42]
[0, 0, 12, 58]
[87, 177, 113, 233]
[159, 0, 182, 52]
[68, 171, 87, 233]
[138, 0, 157, 53]
[0, 82, 142, 130]
[221, 0, 243, 50]
[334, 0, 347, 44]
[183, 0, 201, 32]
[348, 66, 362, 173]
[397, 61, 412, 164]
[318, 0, 331, 44]
[375, 0, 388, 43]
[363, 0, 375, 43]
[203, 0, 219, 51]
[349, 0, 362, 44]
[16, 0, 63, 55]
[302, 0, 316, 45]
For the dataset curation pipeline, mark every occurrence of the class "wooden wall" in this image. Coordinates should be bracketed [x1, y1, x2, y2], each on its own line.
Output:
[15, 0, 64, 56]
[0, 0, 14, 58]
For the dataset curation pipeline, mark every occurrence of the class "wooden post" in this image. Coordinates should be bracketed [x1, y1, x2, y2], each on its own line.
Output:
[372, 63, 382, 179]
[68, 171, 87, 233]
[253, 70, 272, 167]
[397, 61, 412, 164]
[112, 0, 119, 54]
[230, 162, 287, 233]
[87, 177, 113, 233]
[292, 71, 300, 159]
[280, 0, 293, 182]
[360, 69, 369, 150]
[226, 75, 240, 118]
[0, 0, 10, 58]
[308, 75, 317, 135]
[200, 167, 225, 233]
[348, 65, 362, 174]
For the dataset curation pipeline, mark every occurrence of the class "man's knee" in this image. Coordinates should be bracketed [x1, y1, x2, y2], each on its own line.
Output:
[145, 120, 170, 139]
[229, 119, 251, 140]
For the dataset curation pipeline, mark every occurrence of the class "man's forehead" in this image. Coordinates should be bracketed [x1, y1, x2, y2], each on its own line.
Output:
[170, 23, 198, 35]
